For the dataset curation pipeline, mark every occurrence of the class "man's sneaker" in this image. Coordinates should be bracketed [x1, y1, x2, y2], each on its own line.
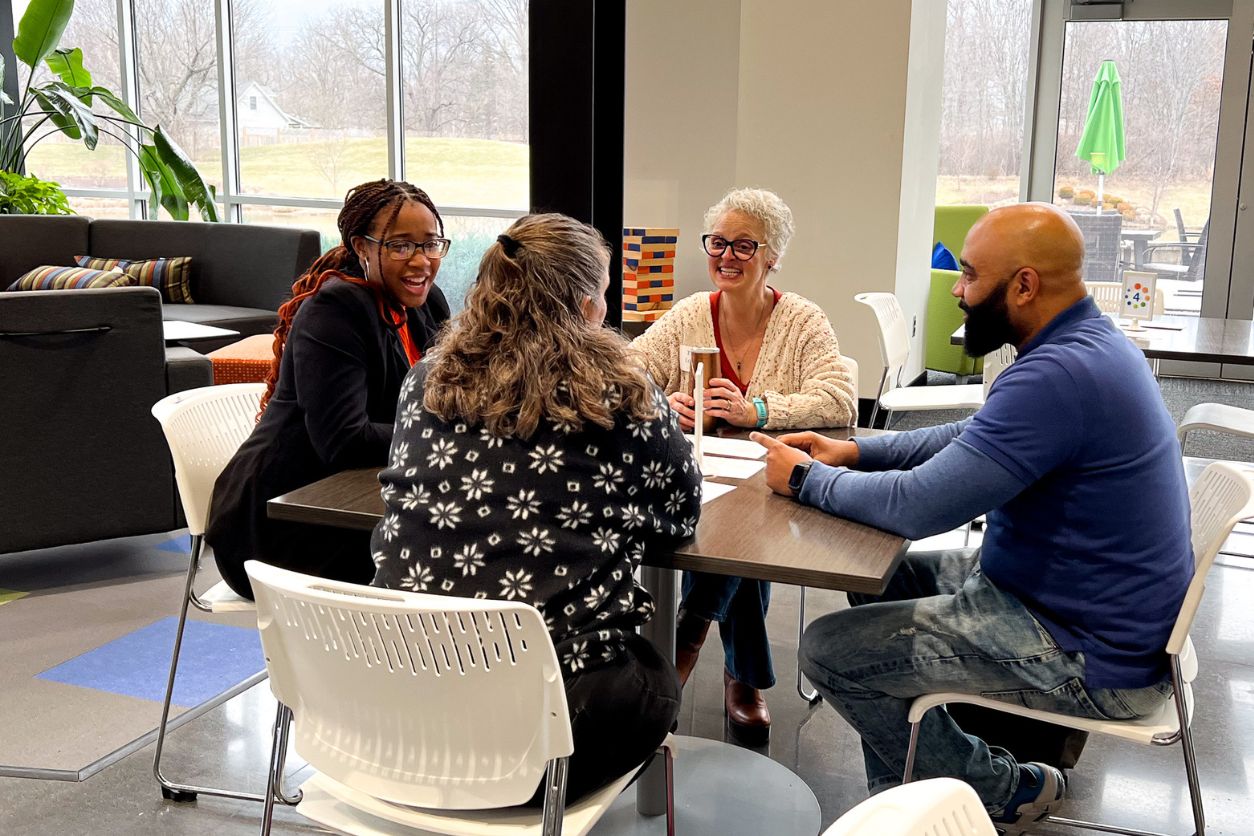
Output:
[991, 762, 1066, 830]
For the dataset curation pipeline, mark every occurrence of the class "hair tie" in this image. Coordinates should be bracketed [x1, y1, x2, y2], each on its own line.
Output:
[497, 233, 522, 257]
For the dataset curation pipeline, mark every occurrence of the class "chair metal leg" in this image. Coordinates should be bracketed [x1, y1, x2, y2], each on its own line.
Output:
[154, 534, 288, 805]
[260, 702, 290, 836]
[902, 717, 923, 784]
[1172, 660, 1206, 836]
[796, 587, 821, 705]
[540, 756, 570, 836]
[662, 744, 675, 836]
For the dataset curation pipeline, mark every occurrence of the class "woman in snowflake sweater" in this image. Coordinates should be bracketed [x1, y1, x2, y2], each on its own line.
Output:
[632, 187, 857, 744]
[371, 213, 702, 804]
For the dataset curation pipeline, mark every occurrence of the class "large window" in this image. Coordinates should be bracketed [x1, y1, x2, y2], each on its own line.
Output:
[935, 0, 1035, 209]
[11, 0, 529, 311]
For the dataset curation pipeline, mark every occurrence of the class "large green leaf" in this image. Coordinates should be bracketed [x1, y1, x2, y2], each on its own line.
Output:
[14, 0, 76, 69]
[45, 48, 92, 93]
[138, 142, 188, 220]
[33, 83, 97, 149]
[154, 127, 219, 222]
[85, 85, 144, 128]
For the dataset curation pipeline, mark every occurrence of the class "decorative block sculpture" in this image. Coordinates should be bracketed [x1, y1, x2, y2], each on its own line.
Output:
[622, 227, 677, 322]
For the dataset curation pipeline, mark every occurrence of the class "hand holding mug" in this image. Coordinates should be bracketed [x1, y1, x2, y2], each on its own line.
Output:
[667, 391, 697, 431]
[703, 378, 756, 427]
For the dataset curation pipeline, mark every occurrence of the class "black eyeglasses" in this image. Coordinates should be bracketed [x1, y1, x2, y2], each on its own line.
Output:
[362, 235, 452, 260]
[701, 234, 763, 261]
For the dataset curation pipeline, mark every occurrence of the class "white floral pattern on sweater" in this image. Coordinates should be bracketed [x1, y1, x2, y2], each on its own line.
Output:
[371, 371, 703, 675]
[632, 291, 856, 429]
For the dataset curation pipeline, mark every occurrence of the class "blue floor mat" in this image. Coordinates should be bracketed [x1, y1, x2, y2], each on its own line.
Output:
[36, 617, 264, 708]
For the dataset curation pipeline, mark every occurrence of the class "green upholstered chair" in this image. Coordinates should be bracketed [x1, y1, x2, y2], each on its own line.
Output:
[927, 206, 989, 377]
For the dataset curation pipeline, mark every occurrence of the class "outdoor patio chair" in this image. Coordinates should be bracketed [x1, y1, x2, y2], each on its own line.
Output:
[901, 460, 1254, 836]
[150, 383, 298, 808]
[1174, 208, 1204, 243]
[1068, 211, 1124, 283]
[1144, 221, 1209, 283]
[822, 777, 996, 836]
[245, 560, 676, 836]
[1084, 280, 1166, 316]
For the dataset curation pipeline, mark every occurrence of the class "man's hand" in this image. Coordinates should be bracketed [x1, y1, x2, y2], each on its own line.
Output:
[750, 432, 813, 497]
[776, 431, 859, 468]
[667, 391, 697, 431]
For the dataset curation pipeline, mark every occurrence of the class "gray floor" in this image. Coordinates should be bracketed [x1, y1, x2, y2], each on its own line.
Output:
[3, 376, 1254, 835]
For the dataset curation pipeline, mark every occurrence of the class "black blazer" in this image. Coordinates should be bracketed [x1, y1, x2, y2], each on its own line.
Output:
[207, 275, 450, 597]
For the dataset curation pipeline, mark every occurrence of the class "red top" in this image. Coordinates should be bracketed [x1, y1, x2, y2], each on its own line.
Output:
[709, 288, 782, 394]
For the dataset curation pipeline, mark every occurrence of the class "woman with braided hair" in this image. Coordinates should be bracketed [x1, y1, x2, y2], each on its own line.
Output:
[208, 179, 452, 599]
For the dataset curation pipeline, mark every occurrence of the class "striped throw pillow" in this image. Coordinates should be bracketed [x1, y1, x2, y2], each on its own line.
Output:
[7, 265, 133, 291]
[75, 255, 194, 304]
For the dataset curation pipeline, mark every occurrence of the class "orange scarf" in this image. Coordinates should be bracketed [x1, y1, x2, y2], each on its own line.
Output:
[339, 274, 422, 366]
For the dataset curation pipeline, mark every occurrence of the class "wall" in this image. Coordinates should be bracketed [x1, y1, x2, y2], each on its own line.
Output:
[624, 0, 946, 397]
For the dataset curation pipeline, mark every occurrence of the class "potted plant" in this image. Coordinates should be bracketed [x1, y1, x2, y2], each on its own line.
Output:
[0, 0, 218, 219]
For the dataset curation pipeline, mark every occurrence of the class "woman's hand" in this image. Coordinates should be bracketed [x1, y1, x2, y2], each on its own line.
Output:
[667, 391, 697, 431]
[703, 378, 756, 427]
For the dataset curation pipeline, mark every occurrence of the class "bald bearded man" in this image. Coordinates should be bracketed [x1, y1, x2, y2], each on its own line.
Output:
[753, 204, 1191, 826]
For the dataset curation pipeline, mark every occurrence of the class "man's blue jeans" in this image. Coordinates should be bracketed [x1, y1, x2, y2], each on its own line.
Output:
[798, 549, 1172, 811]
[681, 571, 775, 689]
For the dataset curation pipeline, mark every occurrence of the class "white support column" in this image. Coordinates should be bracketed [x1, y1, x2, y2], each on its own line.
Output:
[115, 0, 145, 218]
[216, 0, 243, 223]
[385, 0, 405, 182]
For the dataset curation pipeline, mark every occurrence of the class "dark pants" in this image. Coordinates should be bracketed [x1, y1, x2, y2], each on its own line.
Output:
[681, 571, 775, 689]
[212, 520, 376, 600]
[528, 633, 681, 805]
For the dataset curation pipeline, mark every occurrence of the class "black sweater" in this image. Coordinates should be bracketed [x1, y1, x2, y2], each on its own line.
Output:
[208, 275, 449, 596]
[370, 372, 703, 675]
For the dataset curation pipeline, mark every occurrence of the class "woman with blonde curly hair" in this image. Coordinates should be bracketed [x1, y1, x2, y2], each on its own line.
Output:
[632, 186, 857, 744]
[372, 212, 702, 804]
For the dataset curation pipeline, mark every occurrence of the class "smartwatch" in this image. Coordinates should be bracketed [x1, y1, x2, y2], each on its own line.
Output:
[788, 462, 812, 497]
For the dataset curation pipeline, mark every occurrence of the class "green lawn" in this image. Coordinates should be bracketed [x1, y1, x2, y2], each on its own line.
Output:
[28, 135, 528, 210]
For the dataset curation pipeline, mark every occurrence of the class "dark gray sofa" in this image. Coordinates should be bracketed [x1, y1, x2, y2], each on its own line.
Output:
[0, 215, 321, 555]
[0, 215, 321, 339]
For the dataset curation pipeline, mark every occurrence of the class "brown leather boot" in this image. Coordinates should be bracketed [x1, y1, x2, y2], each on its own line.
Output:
[674, 608, 711, 688]
[724, 669, 770, 746]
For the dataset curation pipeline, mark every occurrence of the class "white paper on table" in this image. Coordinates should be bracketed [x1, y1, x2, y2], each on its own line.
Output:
[700, 480, 736, 505]
[683, 434, 767, 460]
[700, 455, 766, 480]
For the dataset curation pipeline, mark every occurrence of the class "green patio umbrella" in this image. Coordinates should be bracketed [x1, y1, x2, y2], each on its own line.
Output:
[1075, 59, 1126, 214]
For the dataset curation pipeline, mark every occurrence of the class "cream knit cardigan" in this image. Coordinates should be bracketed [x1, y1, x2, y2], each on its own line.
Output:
[632, 291, 856, 429]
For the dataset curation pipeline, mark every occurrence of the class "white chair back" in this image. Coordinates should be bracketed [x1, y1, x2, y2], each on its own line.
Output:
[1167, 462, 1254, 656]
[150, 383, 264, 536]
[823, 777, 996, 835]
[245, 561, 574, 811]
[855, 292, 911, 398]
[981, 343, 1017, 398]
[1085, 280, 1165, 316]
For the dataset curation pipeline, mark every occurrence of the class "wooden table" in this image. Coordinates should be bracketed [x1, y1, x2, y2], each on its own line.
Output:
[950, 315, 1254, 367]
[268, 428, 908, 596]
[267, 427, 908, 832]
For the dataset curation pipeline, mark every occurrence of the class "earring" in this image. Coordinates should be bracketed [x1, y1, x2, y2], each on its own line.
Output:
[363, 257, 371, 278]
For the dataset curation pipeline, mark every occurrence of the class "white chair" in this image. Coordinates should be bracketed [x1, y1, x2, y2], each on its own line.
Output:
[1085, 280, 1166, 316]
[1178, 402, 1254, 453]
[902, 461, 1254, 836]
[245, 560, 676, 836]
[150, 383, 295, 806]
[856, 292, 984, 430]
[823, 777, 996, 836]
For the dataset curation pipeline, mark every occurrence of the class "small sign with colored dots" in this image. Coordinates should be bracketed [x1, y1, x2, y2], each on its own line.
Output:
[1121, 270, 1158, 321]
